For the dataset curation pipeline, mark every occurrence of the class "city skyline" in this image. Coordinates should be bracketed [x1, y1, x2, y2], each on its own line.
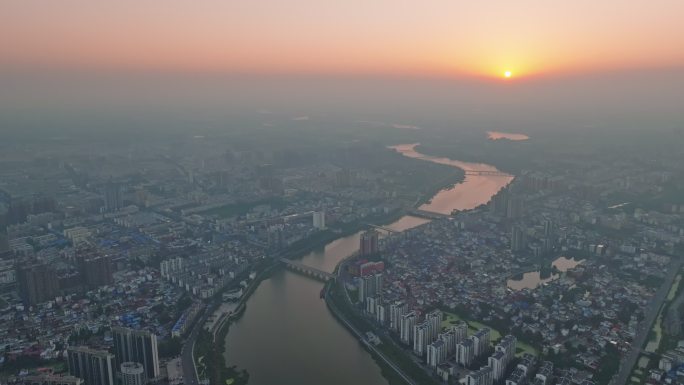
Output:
[1, 2, 683, 385]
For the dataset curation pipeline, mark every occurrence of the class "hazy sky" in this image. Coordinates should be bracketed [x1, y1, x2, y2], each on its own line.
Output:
[2, 0, 683, 79]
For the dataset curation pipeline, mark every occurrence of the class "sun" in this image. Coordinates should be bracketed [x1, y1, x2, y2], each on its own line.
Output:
[504, 71, 512, 78]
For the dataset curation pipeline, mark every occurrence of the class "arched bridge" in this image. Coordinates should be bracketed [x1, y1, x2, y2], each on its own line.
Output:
[279, 258, 336, 282]
[464, 170, 511, 177]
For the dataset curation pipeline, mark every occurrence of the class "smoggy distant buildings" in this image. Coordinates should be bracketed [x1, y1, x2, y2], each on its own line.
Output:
[312, 211, 326, 229]
[511, 225, 527, 252]
[103, 183, 123, 212]
[17, 263, 59, 305]
[360, 230, 379, 256]
[79, 255, 114, 289]
[0, 226, 9, 255]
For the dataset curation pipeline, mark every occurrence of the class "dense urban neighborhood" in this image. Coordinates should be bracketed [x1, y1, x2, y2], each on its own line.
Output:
[0, 130, 683, 385]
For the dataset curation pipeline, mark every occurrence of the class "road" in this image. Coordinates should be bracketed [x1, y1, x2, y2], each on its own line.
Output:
[179, 267, 268, 385]
[327, 258, 419, 385]
[613, 258, 682, 385]
[325, 286, 419, 385]
[181, 305, 209, 385]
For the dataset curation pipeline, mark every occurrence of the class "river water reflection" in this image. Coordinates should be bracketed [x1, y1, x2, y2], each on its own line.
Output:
[487, 131, 530, 141]
[224, 217, 427, 385]
[225, 144, 513, 385]
[390, 144, 513, 214]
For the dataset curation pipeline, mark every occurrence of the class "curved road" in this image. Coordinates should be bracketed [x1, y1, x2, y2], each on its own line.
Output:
[181, 306, 209, 385]
[614, 258, 682, 385]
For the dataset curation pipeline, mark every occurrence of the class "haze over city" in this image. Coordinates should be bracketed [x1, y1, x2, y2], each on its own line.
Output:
[0, 2, 683, 385]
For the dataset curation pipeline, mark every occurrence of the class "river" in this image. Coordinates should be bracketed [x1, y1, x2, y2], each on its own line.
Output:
[390, 143, 513, 214]
[224, 143, 513, 385]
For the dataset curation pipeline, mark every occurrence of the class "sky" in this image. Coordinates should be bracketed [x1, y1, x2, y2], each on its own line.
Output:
[1, 0, 684, 79]
[1, 0, 682, 139]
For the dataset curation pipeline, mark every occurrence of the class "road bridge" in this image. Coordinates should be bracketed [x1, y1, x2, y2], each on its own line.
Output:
[367, 224, 400, 234]
[279, 258, 335, 282]
[464, 170, 511, 177]
[409, 209, 452, 220]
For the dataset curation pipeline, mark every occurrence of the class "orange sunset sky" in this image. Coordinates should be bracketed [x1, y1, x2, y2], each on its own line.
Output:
[1, 0, 684, 79]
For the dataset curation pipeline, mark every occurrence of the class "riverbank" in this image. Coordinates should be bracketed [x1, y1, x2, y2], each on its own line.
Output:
[217, 144, 508, 385]
[323, 267, 542, 385]
[192, 263, 273, 385]
[325, 279, 439, 385]
[317, 145, 519, 384]
[204, 208, 433, 385]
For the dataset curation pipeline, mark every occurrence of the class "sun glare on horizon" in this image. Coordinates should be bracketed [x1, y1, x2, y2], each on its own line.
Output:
[504, 71, 512, 78]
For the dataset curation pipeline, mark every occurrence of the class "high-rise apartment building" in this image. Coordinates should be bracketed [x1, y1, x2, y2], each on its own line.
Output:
[451, 321, 468, 343]
[358, 273, 383, 304]
[466, 366, 493, 385]
[0, 225, 9, 255]
[488, 350, 506, 381]
[471, 328, 491, 358]
[495, 334, 517, 368]
[17, 263, 59, 305]
[360, 230, 379, 256]
[426, 310, 443, 342]
[111, 327, 160, 380]
[400, 312, 416, 345]
[103, 183, 123, 213]
[66, 346, 115, 385]
[457, 339, 475, 367]
[510, 225, 527, 252]
[427, 340, 447, 368]
[312, 211, 326, 229]
[389, 301, 407, 332]
[79, 256, 114, 289]
[413, 322, 429, 357]
[120, 362, 145, 385]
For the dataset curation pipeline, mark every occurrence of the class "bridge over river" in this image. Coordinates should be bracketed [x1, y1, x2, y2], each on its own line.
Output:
[464, 170, 510, 177]
[409, 209, 452, 220]
[279, 258, 336, 282]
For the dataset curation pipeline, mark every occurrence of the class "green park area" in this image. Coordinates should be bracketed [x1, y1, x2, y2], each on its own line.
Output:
[441, 311, 538, 357]
[667, 273, 682, 301]
[630, 270, 684, 384]
[645, 271, 683, 353]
